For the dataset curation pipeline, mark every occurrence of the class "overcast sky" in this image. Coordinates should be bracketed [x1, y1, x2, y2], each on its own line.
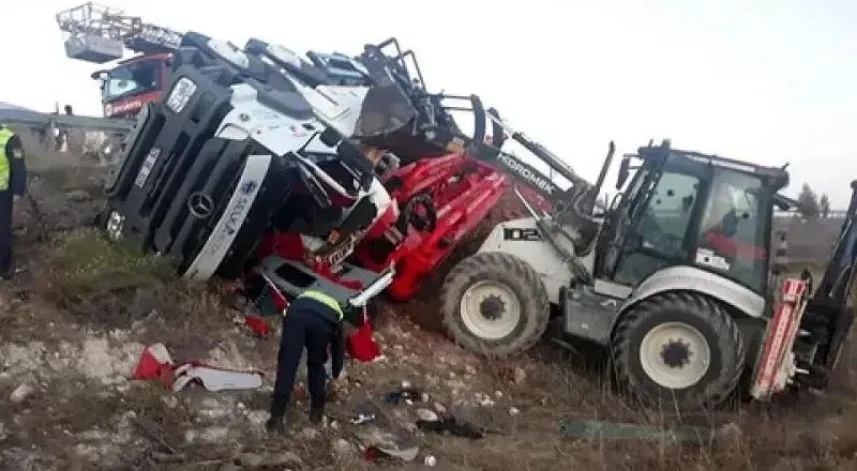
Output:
[5, 0, 856, 206]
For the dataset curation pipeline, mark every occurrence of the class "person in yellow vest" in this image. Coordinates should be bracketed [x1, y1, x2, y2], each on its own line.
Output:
[0, 123, 27, 280]
[266, 289, 346, 433]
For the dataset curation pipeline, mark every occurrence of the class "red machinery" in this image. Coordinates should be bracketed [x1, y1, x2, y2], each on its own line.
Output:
[236, 36, 579, 305]
[352, 154, 508, 300]
[251, 152, 509, 301]
[250, 137, 567, 305]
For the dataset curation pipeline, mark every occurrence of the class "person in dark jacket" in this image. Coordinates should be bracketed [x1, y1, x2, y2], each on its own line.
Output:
[0, 124, 27, 280]
[266, 289, 346, 433]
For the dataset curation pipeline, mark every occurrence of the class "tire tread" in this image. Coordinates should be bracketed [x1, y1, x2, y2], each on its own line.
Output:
[440, 251, 550, 357]
[611, 291, 745, 407]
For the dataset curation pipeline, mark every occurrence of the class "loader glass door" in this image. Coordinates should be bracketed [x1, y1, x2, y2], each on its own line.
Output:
[611, 156, 706, 286]
[695, 169, 769, 293]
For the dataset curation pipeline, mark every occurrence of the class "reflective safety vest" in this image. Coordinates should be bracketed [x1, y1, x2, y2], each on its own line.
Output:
[0, 127, 16, 192]
[296, 289, 344, 321]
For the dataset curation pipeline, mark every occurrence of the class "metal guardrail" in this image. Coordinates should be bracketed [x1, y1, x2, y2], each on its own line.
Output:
[776, 209, 850, 218]
[0, 108, 133, 133]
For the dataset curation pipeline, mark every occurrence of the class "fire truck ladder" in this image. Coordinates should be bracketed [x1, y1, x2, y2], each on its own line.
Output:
[56, 2, 184, 63]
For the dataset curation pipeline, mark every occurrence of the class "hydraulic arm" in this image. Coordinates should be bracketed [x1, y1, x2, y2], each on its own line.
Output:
[797, 180, 857, 387]
[812, 180, 857, 309]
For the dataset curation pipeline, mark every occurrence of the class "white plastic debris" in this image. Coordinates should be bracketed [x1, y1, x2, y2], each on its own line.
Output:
[417, 408, 438, 422]
[9, 384, 34, 403]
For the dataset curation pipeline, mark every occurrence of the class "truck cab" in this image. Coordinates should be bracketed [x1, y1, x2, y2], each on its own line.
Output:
[91, 53, 173, 118]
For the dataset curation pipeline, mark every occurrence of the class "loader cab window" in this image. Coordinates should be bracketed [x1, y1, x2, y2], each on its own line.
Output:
[639, 172, 700, 256]
[696, 169, 769, 293]
[612, 157, 704, 286]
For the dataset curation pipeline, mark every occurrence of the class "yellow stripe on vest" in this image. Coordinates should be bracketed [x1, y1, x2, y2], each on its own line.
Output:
[297, 289, 343, 320]
[0, 128, 13, 192]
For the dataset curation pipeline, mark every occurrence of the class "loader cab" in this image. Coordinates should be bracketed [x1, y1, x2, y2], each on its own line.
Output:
[594, 141, 788, 297]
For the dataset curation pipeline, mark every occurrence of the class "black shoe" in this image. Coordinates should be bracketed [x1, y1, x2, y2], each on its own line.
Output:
[309, 408, 324, 425]
[265, 416, 287, 434]
[0, 262, 15, 280]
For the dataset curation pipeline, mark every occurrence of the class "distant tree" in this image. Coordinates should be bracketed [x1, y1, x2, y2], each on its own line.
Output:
[797, 183, 820, 220]
[819, 193, 831, 218]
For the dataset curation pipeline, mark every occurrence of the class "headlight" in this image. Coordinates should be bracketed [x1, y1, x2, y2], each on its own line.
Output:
[166, 77, 198, 114]
[106, 210, 125, 241]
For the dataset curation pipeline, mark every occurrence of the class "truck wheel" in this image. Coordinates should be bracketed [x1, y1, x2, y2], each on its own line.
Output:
[611, 292, 745, 407]
[440, 252, 550, 356]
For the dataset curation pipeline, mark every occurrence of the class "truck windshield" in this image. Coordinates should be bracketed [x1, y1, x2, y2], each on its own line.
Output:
[102, 59, 162, 102]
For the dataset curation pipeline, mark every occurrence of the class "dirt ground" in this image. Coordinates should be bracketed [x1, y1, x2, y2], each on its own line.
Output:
[1, 164, 856, 471]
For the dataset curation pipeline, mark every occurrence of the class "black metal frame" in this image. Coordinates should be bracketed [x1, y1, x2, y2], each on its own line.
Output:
[352, 38, 592, 208]
[798, 180, 857, 386]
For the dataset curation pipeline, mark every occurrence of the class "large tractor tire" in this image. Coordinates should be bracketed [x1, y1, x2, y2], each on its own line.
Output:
[611, 292, 745, 407]
[440, 252, 550, 356]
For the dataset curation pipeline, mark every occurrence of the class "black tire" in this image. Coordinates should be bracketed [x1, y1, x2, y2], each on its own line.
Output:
[440, 252, 550, 356]
[611, 292, 745, 408]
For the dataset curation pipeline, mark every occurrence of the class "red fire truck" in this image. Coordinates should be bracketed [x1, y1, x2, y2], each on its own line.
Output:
[56, 2, 183, 118]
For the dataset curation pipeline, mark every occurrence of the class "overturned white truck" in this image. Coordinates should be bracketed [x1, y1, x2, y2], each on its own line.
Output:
[99, 32, 410, 317]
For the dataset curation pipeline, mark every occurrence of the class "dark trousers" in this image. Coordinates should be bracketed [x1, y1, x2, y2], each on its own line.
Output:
[0, 191, 13, 276]
[269, 310, 333, 419]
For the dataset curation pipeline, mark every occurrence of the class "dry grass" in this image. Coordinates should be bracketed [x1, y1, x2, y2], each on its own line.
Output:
[51, 228, 169, 296]
[3, 169, 856, 470]
[352, 352, 857, 471]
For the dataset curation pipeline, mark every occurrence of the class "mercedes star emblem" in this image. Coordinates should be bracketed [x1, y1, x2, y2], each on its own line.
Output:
[188, 192, 214, 219]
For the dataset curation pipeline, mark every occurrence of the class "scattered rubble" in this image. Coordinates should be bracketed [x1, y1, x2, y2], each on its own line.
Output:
[9, 383, 34, 403]
[513, 367, 527, 385]
[417, 408, 438, 422]
[331, 438, 355, 459]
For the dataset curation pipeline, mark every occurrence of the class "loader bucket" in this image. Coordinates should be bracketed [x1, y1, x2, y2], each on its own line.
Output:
[353, 80, 417, 138]
[352, 46, 418, 138]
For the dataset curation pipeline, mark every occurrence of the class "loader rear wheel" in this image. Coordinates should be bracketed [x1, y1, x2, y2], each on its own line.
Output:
[611, 292, 745, 408]
[440, 252, 550, 356]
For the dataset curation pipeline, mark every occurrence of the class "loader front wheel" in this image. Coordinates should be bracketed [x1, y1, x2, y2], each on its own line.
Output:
[440, 252, 550, 356]
[611, 292, 745, 408]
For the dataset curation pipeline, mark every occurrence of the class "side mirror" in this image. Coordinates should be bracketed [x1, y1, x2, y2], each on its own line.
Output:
[616, 156, 630, 189]
[90, 70, 109, 81]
